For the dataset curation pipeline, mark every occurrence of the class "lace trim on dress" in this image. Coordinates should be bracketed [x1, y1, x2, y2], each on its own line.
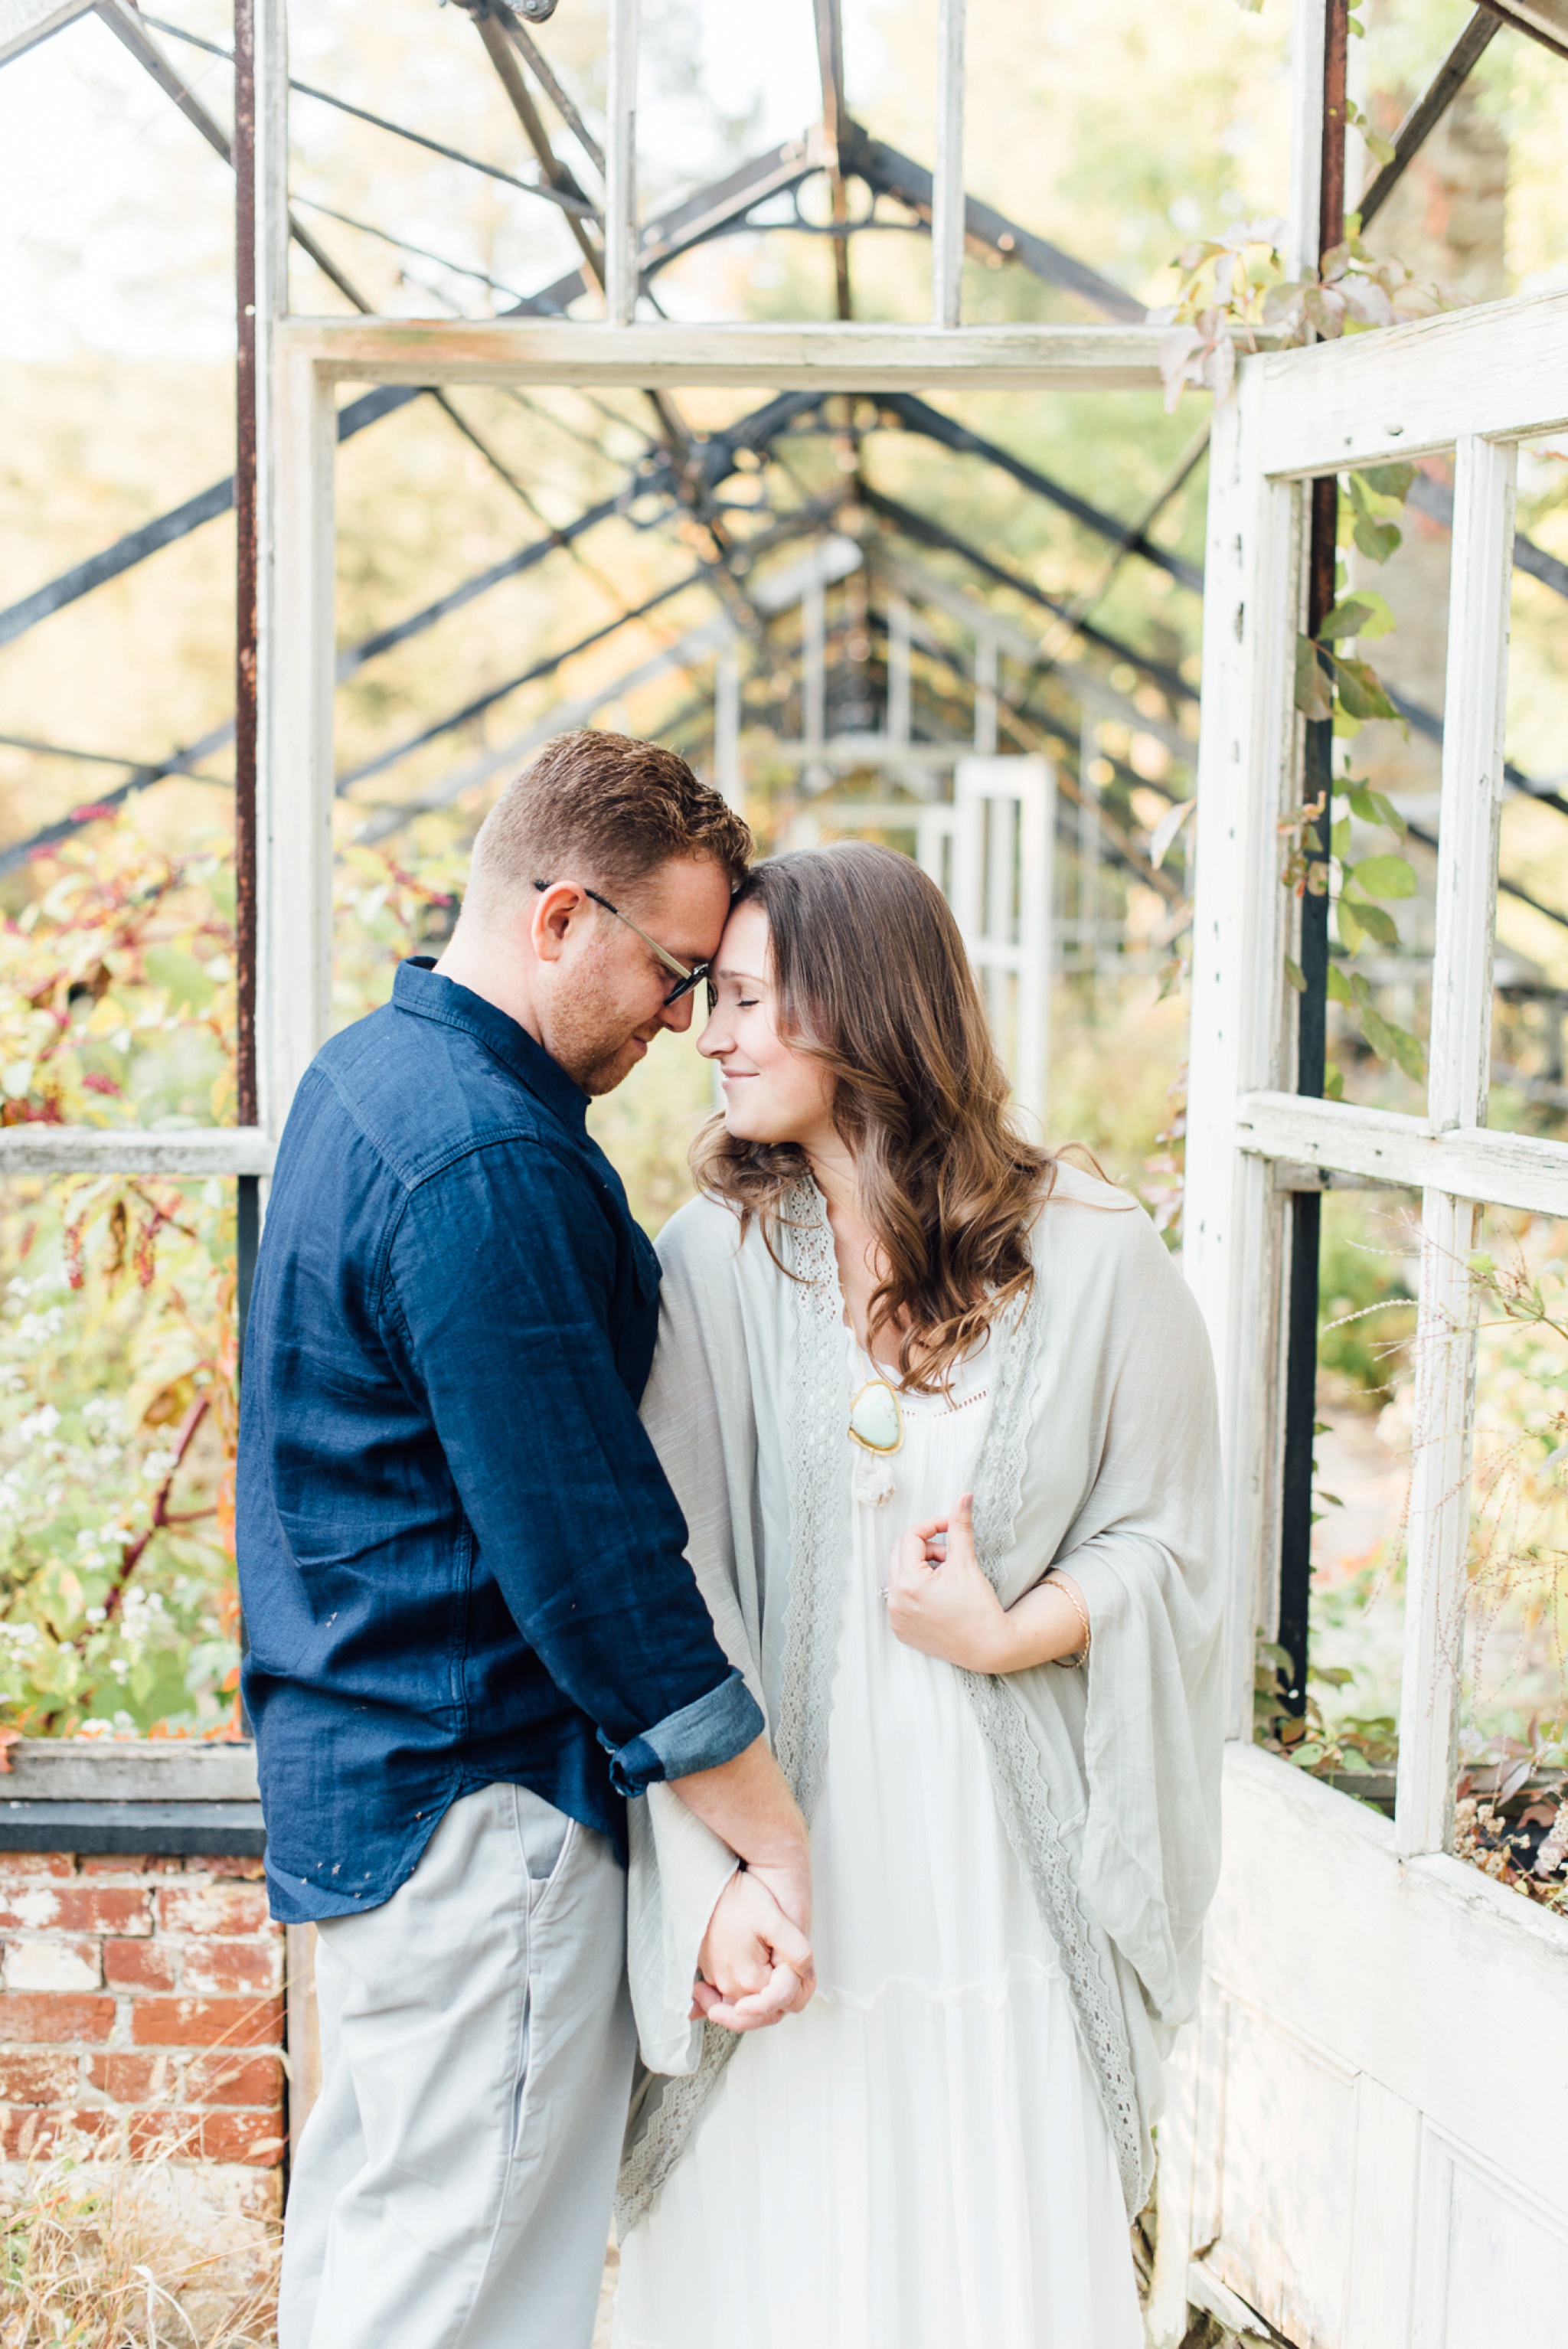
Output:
[618, 1177, 851, 2237]
[959, 1269, 1148, 2216]
[771, 1177, 854, 1821]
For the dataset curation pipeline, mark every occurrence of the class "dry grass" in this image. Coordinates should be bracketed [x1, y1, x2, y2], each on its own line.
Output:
[0, 2126, 279, 2348]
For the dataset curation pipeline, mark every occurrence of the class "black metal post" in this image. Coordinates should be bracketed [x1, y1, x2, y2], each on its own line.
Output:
[1276, 2, 1348, 1714]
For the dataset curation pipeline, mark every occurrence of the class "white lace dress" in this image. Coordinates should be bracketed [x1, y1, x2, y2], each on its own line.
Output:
[613, 1335, 1142, 2349]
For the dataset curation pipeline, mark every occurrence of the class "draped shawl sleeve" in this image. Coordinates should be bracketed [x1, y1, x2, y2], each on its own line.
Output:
[624, 1197, 769, 2078]
[1001, 1164, 1225, 2042]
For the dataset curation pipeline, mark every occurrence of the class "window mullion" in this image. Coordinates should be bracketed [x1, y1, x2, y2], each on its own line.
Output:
[1393, 431, 1516, 1857]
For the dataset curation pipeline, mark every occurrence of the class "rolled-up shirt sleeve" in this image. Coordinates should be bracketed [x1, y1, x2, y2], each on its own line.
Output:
[384, 1138, 763, 1783]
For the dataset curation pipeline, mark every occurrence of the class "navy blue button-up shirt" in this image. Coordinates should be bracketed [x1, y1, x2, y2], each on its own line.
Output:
[238, 958, 763, 1923]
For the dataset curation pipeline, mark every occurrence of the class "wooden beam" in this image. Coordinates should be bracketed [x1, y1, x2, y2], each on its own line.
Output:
[1254, 286, 1568, 476]
[605, 0, 639, 322]
[1235, 1090, 1568, 1216]
[273, 317, 1172, 390]
[1183, 371, 1299, 1741]
[0, 1128, 275, 1175]
[1478, 0, 1568, 63]
[0, 0, 93, 68]
[930, 0, 966, 328]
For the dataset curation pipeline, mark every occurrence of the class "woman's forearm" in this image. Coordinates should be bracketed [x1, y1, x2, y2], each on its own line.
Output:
[982, 1571, 1089, 1674]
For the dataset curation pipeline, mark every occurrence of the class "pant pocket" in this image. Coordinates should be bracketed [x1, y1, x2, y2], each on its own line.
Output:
[509, 1981, 533, 2158]
[511, 1785, 572, 1884]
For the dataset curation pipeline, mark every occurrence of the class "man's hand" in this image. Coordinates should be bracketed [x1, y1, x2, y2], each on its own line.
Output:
[671, 1732, 815, 2030]
[691, 1867, 815, 2033]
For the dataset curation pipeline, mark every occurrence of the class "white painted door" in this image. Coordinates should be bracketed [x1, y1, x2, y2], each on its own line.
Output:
[1152, 296, 1568, 2347]
[930, 755, 1054, 1128]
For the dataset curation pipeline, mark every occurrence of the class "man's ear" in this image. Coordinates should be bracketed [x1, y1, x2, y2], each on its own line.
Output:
[530, 881, 584, 966]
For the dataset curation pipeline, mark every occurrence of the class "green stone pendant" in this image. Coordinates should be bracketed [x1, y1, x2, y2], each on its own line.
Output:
[848, 1377, 903, 1455]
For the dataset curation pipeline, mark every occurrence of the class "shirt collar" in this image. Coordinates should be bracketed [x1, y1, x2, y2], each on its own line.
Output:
[392, 957, 590, 1135]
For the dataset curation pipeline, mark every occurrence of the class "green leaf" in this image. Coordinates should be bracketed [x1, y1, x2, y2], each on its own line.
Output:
[1359, 1001, 1428, 1082]
[1295, 635, 1334, 720]
[1348, 784, 1406, 838]
[1349, 854, 1416, 900]
[1324, 1063, 1345, 1099]
[1352, 509, 1402, 564]
[1363, 126, 1395, 167]
[1344, 897, 1398, 945]
[1468, 1251, 1497, 1278]
[1320, 591, 1395, 642]
[1331, 815, 1351, 861]
[1283, 955, 1306, 994]
[1326, 963, 1354, 1003]
[1336, 897, 1367, 955]
[1361, 461, 1416, 501]
[1329, 653, 1400, 724]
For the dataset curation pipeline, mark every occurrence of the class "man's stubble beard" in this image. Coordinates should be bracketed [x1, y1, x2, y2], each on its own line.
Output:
[546, 946, 651, 1097]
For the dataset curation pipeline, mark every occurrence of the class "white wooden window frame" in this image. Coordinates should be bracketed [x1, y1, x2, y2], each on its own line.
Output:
[1161, 290, 1568, 2347]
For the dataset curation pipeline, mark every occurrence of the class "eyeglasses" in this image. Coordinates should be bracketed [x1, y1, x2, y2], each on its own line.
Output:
[532, 880, 710, 1005]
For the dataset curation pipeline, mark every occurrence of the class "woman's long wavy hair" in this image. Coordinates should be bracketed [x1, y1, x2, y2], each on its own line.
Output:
[691, 841, 1062, 1393]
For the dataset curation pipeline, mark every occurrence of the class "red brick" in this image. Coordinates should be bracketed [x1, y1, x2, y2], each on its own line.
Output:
[81, 1855, 180, 1874]
[123, 2106, 283, 2165]
[0, 2107, 114, 2158]
[126, 2107, 207, 2159]
[2, 1935, 101, 1991]
[186, 2052, 283, 2108]
[103, 1938, 178, 1992]
[180, 1939, 279, 1997]
[0, 2050, 78, 2104]
[0, 1993, 116, 2044]
[0, 1854, 74, 1879]
[189, 1856, 266, 1880]
[156, 1883, 271, 1937]
[130, 1996, 283, 2050]
[195, 2108, 285, 2167]
[86, 2051, 171, 2102]
[0, 1887, 151, 1936]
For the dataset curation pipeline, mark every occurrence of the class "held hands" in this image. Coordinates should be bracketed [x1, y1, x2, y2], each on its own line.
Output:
[693, 1864, 816, 2033]
[885, 1494, 1090, 1674]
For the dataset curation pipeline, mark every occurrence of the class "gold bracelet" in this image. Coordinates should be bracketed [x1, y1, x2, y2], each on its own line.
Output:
[1045, 1572, 1090, 1667]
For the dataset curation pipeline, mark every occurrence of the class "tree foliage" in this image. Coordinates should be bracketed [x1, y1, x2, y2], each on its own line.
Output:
[0, 820, 459, 1735]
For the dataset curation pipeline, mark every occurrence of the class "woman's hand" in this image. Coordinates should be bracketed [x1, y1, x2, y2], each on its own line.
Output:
[885, 1493, 1091, 1674]
[693, 1867, 815, 2033]
[884, 1493, 1009, 1671]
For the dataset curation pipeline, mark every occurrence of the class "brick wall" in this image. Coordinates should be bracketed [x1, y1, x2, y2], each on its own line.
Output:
[0, 1850, 285, 2177]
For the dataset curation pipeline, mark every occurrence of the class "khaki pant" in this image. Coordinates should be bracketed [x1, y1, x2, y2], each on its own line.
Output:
[279, 1782, 635, 2349]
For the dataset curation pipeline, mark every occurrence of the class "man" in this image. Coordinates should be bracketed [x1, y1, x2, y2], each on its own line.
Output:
[239, 732, 813, 2349]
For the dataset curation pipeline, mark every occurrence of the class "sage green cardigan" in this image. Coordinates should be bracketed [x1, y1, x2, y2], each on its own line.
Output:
[619, 1164, 1224, 2229]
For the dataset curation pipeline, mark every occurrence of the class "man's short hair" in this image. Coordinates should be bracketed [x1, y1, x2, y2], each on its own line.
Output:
[466, 730, 751, 920]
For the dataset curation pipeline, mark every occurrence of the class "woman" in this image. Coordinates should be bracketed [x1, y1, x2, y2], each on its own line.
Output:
[614, 843, 1223, 2349]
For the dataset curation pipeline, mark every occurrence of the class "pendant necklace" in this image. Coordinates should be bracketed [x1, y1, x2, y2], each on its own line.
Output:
[848, 1344, 903, 1508]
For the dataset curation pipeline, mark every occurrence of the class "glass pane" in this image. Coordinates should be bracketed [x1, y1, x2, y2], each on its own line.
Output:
[1489, 433, 1568, 1143]
[0, 1174, 239, 1737]
[1458, 1205, 1568, 1912]
[1282, 1185, 1419, 1808]
[1315, 457, 1452, 1122]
